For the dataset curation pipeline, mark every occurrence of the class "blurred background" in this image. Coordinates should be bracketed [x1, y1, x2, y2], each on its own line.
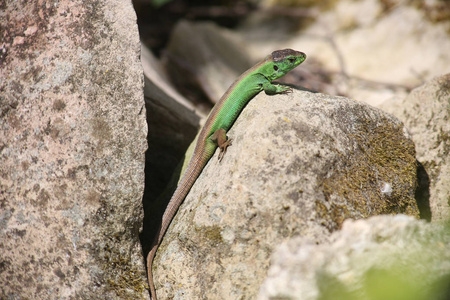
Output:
[134, 0, 450, 108]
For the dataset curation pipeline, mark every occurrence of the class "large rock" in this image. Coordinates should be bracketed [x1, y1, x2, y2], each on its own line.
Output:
[258, 215, 450, 300]
[152, 90, 419, 299]
[382, 74, 450, 222]
[0, 0, 148, 299]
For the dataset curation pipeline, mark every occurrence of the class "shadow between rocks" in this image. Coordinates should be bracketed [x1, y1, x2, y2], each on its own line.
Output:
[138, 95, 198, 287]
[415, 160, 431, 221]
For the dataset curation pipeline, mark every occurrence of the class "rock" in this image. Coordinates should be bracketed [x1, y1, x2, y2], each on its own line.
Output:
[165, 20, 252, 103]
[258, 215, 450, 300]
[152, 90, 419, 299]
[381, 74, 450, 222]
[0, 0, 148, 299]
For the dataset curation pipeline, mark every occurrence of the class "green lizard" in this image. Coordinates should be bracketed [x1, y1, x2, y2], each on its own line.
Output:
[147, 49, 306, 299]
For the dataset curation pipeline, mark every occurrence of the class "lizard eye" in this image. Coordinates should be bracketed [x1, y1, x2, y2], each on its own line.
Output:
[289, 58, 296, 63]
[273, 65, 279, 71]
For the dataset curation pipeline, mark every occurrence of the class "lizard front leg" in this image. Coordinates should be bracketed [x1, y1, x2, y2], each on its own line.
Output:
[210, 128, 232, 162]
[262, 80, 292, 95]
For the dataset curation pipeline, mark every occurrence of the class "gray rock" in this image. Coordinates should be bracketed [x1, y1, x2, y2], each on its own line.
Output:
[381, 73, 450, 222]
[0, 0, 148, 299]
[258, 215, 450, 300]
[165, 20, 253, 104]
[152, 90, 419, 299]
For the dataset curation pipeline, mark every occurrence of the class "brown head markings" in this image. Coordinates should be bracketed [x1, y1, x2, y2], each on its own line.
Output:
[271, 49, 302, 62]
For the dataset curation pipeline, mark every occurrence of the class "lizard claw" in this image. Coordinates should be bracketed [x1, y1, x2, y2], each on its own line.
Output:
[281, 87, 293, 94]
[218, 138, 232, 162]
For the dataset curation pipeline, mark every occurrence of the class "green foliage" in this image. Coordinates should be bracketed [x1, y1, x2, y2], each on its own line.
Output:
[317, 264, 450, 300]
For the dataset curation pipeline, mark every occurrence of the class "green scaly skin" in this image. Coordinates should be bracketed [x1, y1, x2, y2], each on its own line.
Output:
[148, 49, 306, 299]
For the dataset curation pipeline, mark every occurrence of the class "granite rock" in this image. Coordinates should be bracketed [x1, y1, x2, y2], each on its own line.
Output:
[382, 73, 450, 222]
[258, 215, 450, 300]
[0, 0, 148, 298]
[152, 90, 419, 299]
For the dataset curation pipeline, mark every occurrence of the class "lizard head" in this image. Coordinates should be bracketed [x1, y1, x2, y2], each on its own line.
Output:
[266, 49, 306, 81]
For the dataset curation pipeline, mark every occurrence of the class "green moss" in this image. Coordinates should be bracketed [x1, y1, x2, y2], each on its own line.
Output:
[102, 243, 148, 299]
[318, 115, 419, 231]
[194, 225, 224, 245]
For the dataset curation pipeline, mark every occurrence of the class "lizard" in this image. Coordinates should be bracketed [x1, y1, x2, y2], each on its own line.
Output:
[147, 48, 306, 299]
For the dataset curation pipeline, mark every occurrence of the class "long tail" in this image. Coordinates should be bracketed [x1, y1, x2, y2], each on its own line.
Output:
[146, 174, 199, 299]
[147, 237, 159, 300]
[147, 147, 212, 299]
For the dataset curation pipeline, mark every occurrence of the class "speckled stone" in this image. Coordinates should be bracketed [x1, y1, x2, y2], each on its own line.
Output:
[153, 90, 419, 299]
[0, 0, 148, 298]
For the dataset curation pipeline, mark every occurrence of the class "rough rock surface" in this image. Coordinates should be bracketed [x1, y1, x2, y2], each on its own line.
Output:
[0, 0, 148, 299]
[152, 90, 419, 299]
[258, 215, 450, 300]
[382, 74, 450, 222]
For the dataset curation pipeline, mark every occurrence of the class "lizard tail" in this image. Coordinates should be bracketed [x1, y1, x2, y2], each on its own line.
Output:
[146, 143, 215, 299]
[147, 239, 158, 299]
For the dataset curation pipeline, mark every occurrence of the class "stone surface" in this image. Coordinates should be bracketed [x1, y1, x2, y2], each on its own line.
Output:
[0, 0, 148, 299]
[258, 215, 450, 300]
[152, 90, 419, 299]
[381, 74, 450, 222]
[166, 20, 252, 103]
